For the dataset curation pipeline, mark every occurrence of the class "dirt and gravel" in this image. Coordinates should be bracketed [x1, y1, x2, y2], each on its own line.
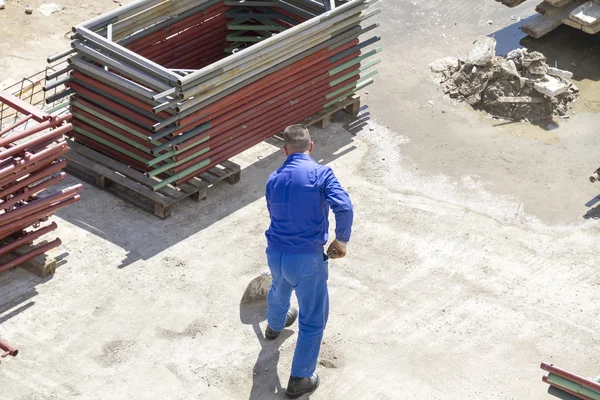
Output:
[1, 0, 600, 399]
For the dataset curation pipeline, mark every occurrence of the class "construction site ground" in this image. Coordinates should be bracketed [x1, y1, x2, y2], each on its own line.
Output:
[1, 0, 600, 399]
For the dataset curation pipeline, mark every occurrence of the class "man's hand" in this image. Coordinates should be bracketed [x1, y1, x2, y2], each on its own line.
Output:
[327, 239, 347, 259]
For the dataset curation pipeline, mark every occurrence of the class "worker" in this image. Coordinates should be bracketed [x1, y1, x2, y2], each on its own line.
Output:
[264, 124, 354, 398]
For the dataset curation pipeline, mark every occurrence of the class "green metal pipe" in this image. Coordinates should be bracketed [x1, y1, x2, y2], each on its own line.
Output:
[329, 47, 382, 75]
[148, 146, 210, 177]
[72, 112, 152, 154]
[323, 78, 373, 108]
[73, 126, 149, 164]
[326, 70, 377, 99]
[151, 122, 211, 155]
[152, 159, 211, 191]
[329, 59, 380, 86]
[71, 99, 161, 146]
[547, 373, 600, 400]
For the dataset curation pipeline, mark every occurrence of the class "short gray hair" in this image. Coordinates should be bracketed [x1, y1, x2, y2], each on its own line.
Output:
[283, 125, 311, 152]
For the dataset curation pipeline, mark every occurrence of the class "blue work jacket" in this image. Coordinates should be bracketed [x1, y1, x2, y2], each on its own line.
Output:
[265, 153, 353, 254]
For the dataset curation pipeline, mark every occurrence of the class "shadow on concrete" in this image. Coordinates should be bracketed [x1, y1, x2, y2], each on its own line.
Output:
[240, 300, 295, 400]
[0, 266, 53, 324]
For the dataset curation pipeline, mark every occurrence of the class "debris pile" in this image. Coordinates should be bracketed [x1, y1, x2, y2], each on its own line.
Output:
[430, 37, 579, 122]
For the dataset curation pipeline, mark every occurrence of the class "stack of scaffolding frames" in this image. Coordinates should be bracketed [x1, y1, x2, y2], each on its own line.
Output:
[47, 0, 382, 192]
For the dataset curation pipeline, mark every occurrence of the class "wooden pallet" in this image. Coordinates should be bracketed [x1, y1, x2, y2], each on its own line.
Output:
[64, 139, 241, 219]
[305, 95, 361, 129]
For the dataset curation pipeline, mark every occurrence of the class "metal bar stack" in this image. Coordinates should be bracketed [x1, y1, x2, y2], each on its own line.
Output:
[0, 91, 82, 274]
[48, 0, 382, 191]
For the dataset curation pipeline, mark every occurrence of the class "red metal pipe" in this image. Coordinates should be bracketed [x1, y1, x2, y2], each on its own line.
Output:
[156, 32, 228, 66]
[0, 90, 50, 123]
[71, 72, 171, 119]
[0, 222, 58, 258]
[0, 339, 18, 357]
[541, 363, 600, 393]
[0, 238, 62, 273]
[165, 41, 227, 69]
[0, 143, 68, 181]
[150, 26, 228, 64]
[0, 145, 68, 188]
[542, 375, 595, 400]
[0, 161, 67, 199]
[176, 38, 359, 127]
[0, 114, 34, 136]
[173, 89, 328, 176]
[0, 124, 71, 161]
[141, 13, 229, 59]
[173, 56, 359, 153]
[0, 184, 83, 225]
[67, 82, 155, 129]
[1, 173, 66, 211]
[0, 114, 71, 149]
[127, 4, 229, 51]
[0, 195, 80, 240]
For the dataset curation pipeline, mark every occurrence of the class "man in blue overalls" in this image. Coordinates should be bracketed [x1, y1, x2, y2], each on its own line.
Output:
[264, 124, 354, 398]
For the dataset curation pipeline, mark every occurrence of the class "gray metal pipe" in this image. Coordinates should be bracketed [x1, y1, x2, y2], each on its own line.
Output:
[69, 57, 159, 104]
[47, 48, 76, 63]
[71, 41, 171, 92]
[45, 88, 74, 104]
[73, 28, 179, 83]
[75, 0, 165, 31]
[46, 64, 73, 81]
[43, 76, 71, 92]
[177, 0, 368, 87]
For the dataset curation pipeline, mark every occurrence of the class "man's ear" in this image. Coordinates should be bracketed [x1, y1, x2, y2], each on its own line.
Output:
[309, 141, 314, 153]
[283, 145, 289, 156]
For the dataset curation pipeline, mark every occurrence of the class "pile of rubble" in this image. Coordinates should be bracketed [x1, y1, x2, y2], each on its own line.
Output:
[430, 37, 579, 122]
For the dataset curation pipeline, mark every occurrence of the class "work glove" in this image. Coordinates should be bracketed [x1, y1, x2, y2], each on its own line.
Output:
[327, 239, 347, 259]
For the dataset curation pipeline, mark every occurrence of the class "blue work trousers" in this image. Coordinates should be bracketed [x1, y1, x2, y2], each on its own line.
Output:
[266, 249, 329, 378]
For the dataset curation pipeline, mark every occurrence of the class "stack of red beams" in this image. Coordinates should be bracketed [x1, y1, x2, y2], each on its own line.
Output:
[0, 91, 82, 274]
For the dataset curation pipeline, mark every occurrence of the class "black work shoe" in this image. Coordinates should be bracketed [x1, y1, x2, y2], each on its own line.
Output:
[285, 373, 320, 398]
[265, 307, 298, 340]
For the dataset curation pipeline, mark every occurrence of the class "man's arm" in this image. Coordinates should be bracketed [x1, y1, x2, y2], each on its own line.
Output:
[322, 167, 353, 257]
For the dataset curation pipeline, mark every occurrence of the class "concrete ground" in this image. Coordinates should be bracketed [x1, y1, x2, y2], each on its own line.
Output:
[1, 0, 600, 399]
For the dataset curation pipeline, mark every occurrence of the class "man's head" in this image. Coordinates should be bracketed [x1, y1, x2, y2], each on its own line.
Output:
[282, 125, 313, 156]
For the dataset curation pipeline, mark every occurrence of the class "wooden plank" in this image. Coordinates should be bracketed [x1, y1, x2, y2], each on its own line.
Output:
[582, 18, 600, 31]
[65, 150, 171, 205]
[496, 96, 548, 103]
[536, 1, 571, 15]
[546, 0, 576, 6]
[67, 140, 184, 200]
[521, 0, 585, 37]
[570, 0, 600, 25]
[563, 16, 584, 28]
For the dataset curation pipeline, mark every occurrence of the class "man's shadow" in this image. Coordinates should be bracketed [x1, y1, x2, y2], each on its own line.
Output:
[240, 300, 294, 399]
